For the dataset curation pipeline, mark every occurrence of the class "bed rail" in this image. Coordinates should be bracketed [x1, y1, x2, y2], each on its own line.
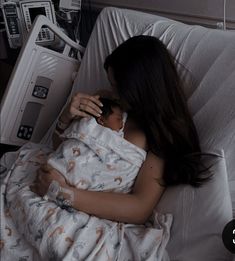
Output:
[0, 15, 81, 146]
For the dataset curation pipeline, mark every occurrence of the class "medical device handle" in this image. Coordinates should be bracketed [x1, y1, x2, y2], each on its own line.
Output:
[26, 14, 81, 52]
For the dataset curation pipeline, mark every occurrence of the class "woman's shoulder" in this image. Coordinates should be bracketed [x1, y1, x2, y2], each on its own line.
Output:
[124, 118, 147, 151]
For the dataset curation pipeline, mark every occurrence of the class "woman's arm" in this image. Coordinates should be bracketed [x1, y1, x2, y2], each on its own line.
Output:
[70, 152, 164, 224]
[32, 151, 165, 224]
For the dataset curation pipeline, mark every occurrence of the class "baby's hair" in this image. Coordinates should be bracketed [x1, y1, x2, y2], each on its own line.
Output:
[98, 97, 122, 118]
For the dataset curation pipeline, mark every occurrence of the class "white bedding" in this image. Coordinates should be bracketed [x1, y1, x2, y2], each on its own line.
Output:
[69, 7, 234, 260]
[0, 117, 172, 261]
[0, 6, 233, 261]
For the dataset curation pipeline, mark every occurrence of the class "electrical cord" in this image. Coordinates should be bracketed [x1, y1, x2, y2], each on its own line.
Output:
[56, 12, 67, 21]
[74, 8, 82, 42]
[223, 0, 227, 30]
[87, 0, 94, 34]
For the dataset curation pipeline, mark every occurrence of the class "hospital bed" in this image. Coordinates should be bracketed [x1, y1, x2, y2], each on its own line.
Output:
[1, 6, 234, 260]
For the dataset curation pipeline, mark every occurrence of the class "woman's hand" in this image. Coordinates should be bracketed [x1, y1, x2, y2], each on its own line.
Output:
[30, 165, 67, 197]
[60, 92, 103, 123]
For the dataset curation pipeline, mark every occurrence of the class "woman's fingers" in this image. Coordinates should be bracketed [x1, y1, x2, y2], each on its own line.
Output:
[74, 93, 102, 106]
[29, 184, 36, 193]
[70, 93, 103, 118]
[32, 169, 50, 196]
[70, 107, 92, 119]
[59, 93, 103, 123]
[31, 166, 66, 198]
[30, 182, 43, 196]
[79, 102, 102, 117]
[41, 164, 52, 172]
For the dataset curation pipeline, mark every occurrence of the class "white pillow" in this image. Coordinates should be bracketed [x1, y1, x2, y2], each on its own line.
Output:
[156, 149, 233, 261]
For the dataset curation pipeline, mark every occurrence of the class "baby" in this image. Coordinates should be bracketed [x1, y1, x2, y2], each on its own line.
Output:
[95, 97, 125, 134]
[46, 96, 142, 198]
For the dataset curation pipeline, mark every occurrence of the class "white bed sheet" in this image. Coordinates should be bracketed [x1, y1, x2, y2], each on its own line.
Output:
[70, 7, 234, 260]
[72, 6, 235, 215]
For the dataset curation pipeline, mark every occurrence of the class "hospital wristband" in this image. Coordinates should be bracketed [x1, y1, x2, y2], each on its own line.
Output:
[58, 186, 75, 212]
[43, 181, 74, 212]
[43, 180, 60, 203]
[56, 195, 74, 213]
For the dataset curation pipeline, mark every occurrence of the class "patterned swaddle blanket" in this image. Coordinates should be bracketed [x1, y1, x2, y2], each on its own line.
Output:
[1, 117, 172, 261]
[48, 117, 146, 193]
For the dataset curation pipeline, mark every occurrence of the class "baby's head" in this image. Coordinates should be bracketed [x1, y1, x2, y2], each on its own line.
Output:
[96, 97, 124, 131]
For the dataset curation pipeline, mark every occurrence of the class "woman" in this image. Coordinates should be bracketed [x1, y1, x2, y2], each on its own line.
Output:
[31, 35, 207, 225]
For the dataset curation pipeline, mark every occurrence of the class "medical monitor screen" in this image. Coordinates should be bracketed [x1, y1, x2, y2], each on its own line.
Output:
[29, 7, 46, 23]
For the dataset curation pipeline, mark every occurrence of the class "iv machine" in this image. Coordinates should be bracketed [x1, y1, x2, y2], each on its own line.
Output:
[2, 0, 56, 48]
[0, 15, 80, 146]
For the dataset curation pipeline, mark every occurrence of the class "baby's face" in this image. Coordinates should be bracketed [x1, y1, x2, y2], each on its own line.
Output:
[103, 107, 124, 131]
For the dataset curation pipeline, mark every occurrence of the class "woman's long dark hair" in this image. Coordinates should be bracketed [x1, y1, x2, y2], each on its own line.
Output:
[104, 35, 210, 187]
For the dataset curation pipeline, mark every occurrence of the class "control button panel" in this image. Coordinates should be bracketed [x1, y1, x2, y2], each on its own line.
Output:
[20, 1, 55, 42]
[17, 125, 34, 140]
[3, 3, 20, 37]
[6, 17, 19, 35]
[32, 85, 49, 99]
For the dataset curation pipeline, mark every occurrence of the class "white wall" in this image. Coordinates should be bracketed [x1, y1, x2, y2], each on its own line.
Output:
[90, 0, 235, 29]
